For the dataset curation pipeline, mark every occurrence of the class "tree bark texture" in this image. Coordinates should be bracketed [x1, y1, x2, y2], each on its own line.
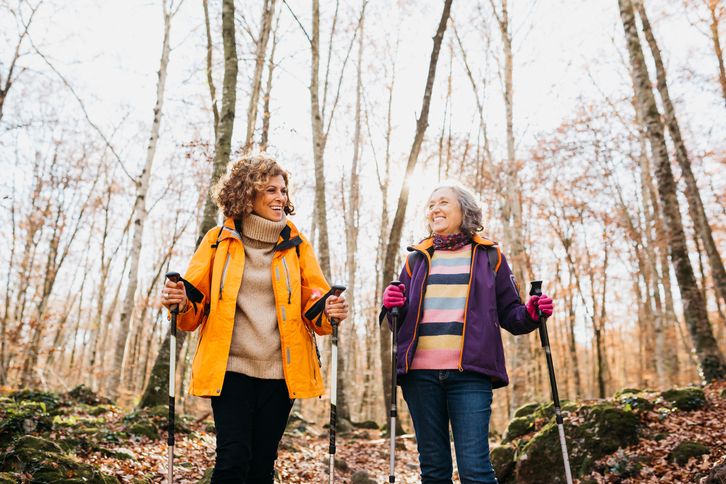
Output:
[619, 0, 726, 382]
[108, 3, 173, 399]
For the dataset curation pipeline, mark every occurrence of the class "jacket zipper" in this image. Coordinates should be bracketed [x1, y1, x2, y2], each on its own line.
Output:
[218, 252, 231, 300]
[281, 256, 292, 304]
[458, 245, 478, 371]
[404, 248, 431, 372]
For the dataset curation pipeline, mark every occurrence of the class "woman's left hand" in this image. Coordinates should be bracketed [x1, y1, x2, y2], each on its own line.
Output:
[526, 294, 554, 320]
[325, 295, 349, 322]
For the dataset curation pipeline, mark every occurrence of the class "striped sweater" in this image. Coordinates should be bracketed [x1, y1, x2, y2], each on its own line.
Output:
[411, 244, 472, 370]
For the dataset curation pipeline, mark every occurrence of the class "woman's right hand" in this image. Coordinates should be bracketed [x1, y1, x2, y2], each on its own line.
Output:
[162, 279, 188, 311]
[383, 283, 406, 309]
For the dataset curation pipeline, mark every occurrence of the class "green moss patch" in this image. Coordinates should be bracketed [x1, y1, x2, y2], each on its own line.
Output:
[515, 403, 640, 482]
[660, 387, 706, 411]
[670, 440, 710, 465]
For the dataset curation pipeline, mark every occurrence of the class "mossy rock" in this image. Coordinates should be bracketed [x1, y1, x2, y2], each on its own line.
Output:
[490, 444, 515, 482]
[65, 385, 113, 406]
[513, 402, 541, 418]
[352, 420, 379, 430]
[515, 403, 640, 482]
[613, 388, 642, 398]
[502, 416, 534, 443]
[127, 422, 159, 439]
[661, 387, 706, 411]
[595, 449, 643, 478]
[0, 400, 53, 446]
[122, 405, 190, 439]
[670, 440, 710, 465]
[10, 389, 62, 413]
[96, 446, 136, 460]
[0, 435, 119, 483]
[532, 401, 576, 422]
[616, 394, 654, 413]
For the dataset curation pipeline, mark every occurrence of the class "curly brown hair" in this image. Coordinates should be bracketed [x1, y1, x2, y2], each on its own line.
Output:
[212, 154, 295, 219]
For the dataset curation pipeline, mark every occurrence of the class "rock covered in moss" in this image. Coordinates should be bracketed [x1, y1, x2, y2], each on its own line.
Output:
[0, 399, 54, 446]
[502, 416, 534, 443]
[65, 385, 113, 406]
[669, 440, 710, 465]
[9, 389, 63, 413]
[513, 402, 540, 418]
[660, 387, 706, 411]
[613, 388, 642, 398]
[122, 405, 191, 439]
[490, 444, 516, 482]
[515, 403, 640, 482]
[0, 435, 119, 483]
[615, 393, 654, 413]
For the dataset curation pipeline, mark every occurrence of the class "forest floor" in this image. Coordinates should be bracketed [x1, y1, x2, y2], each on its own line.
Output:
[1, 381, 724, 483]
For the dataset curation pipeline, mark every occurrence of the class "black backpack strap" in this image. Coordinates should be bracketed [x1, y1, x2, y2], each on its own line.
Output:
[486, 245, 501, 274]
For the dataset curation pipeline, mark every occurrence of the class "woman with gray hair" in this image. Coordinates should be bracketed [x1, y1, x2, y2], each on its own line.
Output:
[381, 183, 554, 484]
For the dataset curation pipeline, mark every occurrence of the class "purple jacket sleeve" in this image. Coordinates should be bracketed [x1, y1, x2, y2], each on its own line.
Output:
[378, 256, 414, 330]
[495, 253, 540, 335]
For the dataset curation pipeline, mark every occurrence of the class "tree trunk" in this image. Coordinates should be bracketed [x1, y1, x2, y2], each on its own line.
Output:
[637, 0, 726, 308]
[140, 0, 237, 408]
[707, 0, 726, 107]
[619, 0, 726, 382]
[108, 3, 174, 399]
[202, 0, 219, 140]
[244, 0, 277, 151]
[379, 0, 452, 429]
[310, 0, 332, 279]
[488, 0, 531, 410]
[260, 13, 281, 152]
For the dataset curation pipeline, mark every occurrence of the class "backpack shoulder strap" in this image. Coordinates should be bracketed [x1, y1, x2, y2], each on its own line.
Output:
[486, 245, 501, 274]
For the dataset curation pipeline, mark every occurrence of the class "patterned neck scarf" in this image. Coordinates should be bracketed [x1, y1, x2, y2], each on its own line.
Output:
[432, 232, 471, 251]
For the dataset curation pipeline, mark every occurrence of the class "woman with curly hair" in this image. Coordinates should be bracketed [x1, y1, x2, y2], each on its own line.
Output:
[380, 183, 553, 484]
[161, 154, 348, 483]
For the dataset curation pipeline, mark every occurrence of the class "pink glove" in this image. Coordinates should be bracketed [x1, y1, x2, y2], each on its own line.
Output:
[526, 294, 554, 320]
[383, 284, 406, 309]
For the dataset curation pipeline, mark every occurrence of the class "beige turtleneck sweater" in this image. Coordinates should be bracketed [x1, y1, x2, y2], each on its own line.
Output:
[226, 213, 287, 379]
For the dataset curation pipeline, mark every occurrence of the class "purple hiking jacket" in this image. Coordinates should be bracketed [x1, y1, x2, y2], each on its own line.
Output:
[381, 235, 539, 389]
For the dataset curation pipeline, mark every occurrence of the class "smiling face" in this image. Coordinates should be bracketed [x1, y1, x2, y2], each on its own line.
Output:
[427, 187, 463, 236]
[252, 175, 288, 222]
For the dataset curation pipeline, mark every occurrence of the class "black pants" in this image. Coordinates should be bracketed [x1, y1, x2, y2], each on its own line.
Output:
[211, 372, 293, 484]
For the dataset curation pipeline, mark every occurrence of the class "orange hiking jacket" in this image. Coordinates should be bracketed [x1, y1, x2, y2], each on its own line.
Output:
[177, 218, 332, 399]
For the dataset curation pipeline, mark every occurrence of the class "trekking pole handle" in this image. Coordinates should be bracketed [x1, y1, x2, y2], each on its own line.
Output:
[165, 272, 181, 315]
[328, 285, 346, 326]
[389, 280, 402, 318]
[529, 280, 551, 348]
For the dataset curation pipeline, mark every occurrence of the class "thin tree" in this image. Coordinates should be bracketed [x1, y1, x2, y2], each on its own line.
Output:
[0, 0, 41, 123]
[108, 0, 182, 399]
[379, 0, 453, 426]
[139, 0, 237, 407]
[619, 0, 726, 382]
[636, 0, 726, 309]
[487, 0, 532, 409]
[244, 0, 277, 151]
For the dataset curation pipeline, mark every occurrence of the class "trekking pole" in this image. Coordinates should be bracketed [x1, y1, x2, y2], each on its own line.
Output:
[530, 281, 573, 484]
[388, 280, 403, 484]
[165, 272, 181, 484]
[328, 285, 347, 484]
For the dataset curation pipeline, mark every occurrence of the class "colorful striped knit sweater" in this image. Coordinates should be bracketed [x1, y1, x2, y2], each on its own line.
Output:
[411, 244, 472, 370]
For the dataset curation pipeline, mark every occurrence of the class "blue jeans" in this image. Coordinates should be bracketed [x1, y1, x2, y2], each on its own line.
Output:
[400, 370, 498, 484]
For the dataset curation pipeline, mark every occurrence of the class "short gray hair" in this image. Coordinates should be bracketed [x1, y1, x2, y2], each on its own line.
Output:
[426, 183, 484, 237]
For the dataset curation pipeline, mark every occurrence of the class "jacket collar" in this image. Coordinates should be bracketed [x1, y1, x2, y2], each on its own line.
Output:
[220, 216, 303, 251]
[408, 234, 497, 256]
